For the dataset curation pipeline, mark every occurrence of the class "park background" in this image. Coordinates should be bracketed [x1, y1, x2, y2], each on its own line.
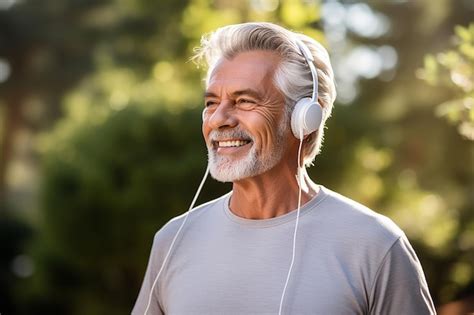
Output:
[0, 0, 473, 314]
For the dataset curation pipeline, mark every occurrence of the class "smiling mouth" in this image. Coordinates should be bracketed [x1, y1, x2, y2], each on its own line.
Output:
[213, 139, 252, 149]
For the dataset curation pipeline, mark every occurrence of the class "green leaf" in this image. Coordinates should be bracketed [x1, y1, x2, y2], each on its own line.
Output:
[455, 25, 472, 43]
[424, 54, 438, 72]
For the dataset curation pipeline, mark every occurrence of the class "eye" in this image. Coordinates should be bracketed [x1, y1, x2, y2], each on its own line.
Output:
[237, 98, 255, 104]
[236, 98, 257, 110]
[205, 100, 218, 107]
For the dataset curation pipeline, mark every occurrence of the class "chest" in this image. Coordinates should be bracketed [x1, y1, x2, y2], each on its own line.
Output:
[159, 226, 370, 314]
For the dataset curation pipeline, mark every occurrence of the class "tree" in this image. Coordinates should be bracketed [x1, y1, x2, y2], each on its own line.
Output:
[418, 23, 474, 140]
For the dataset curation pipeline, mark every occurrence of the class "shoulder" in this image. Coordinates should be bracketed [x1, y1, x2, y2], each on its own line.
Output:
[317, 186, 404, 248]
[153, 192, 230, 246]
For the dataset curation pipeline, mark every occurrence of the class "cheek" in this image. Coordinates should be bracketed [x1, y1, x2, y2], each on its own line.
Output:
[249, 106, 286, 152]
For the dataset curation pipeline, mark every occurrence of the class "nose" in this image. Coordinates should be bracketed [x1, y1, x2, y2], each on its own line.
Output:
[205, 101, 238, 130]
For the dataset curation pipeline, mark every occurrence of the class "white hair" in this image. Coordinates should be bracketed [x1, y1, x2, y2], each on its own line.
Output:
[193, 22, 337, 167]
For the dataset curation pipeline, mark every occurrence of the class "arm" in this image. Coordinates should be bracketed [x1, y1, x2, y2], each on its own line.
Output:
[369, 235, 436, 315]
[132, 234, 165, 315]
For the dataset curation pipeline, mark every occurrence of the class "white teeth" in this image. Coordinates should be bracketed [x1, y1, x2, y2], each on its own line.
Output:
[218, 140, 249, 147]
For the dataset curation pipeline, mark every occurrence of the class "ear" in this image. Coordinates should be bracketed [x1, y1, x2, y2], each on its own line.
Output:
[303, 130, 317, 141]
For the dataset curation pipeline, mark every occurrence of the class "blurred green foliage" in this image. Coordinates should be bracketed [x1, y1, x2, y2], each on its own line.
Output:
[0, 0, 472, 314]
[0, 202, 33, 314]
[418, 23, 474, 140]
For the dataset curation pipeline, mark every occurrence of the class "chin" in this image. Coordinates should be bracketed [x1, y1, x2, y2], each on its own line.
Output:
[207, 147, 257, 182]
[208, 157, 257, 183]
[208, 148, 283, 183]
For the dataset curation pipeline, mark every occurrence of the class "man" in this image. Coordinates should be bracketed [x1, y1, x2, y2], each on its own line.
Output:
[132, 22, 435, 315]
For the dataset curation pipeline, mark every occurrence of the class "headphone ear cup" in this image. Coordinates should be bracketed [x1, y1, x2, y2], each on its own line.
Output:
[291, 97, 323, 139]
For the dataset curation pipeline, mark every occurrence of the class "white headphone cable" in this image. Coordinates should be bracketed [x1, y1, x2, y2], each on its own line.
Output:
[278, 130, 305, 315]
[143, 165, 210, 315]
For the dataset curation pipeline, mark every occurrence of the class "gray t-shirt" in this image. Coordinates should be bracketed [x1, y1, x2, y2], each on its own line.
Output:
[132, 186, 435, 315]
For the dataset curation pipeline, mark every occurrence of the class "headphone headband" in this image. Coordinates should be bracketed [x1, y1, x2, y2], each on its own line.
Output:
[294, 39, 319, 102]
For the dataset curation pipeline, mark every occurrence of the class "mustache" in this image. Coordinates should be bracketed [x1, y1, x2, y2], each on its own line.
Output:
[208, 129, 254, 142]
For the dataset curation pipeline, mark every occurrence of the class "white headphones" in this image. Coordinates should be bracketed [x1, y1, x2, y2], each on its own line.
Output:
[290, 39, 323, 139]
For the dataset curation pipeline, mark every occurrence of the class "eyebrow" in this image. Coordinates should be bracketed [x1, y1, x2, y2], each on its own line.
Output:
[204, 89, 263, 100]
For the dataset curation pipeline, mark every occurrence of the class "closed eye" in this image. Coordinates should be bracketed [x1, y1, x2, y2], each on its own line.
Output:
[205, 100, 218, 107]
[237, 98, 255, 104]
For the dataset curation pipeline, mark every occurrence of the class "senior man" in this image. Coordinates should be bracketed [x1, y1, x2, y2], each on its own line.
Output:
[132, 22, 435, 315]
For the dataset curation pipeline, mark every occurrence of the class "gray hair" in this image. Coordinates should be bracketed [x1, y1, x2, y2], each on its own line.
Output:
[193, 22, 337, 167]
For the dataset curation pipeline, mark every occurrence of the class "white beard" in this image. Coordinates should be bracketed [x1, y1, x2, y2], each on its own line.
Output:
[207, 118, 289, 183]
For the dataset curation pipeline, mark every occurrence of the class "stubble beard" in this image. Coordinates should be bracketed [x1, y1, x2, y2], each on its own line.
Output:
[207, 116, 289, 183]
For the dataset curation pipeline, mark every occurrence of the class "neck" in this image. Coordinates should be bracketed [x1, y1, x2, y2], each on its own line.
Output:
[229, 164, 319, 220]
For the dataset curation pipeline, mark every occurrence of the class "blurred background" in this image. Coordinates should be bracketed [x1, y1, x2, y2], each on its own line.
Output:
[0, 0, 473, 314]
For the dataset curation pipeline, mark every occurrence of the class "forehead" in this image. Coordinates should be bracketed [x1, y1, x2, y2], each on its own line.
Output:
[207, 50, 281, 93]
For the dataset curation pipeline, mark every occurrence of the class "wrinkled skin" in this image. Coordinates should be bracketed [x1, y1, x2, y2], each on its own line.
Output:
[202, 50, 318, 219]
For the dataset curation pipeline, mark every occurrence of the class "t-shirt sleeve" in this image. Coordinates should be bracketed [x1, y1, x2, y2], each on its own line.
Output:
[369, 235, 436, 315]
[131, 232, 165, 315]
